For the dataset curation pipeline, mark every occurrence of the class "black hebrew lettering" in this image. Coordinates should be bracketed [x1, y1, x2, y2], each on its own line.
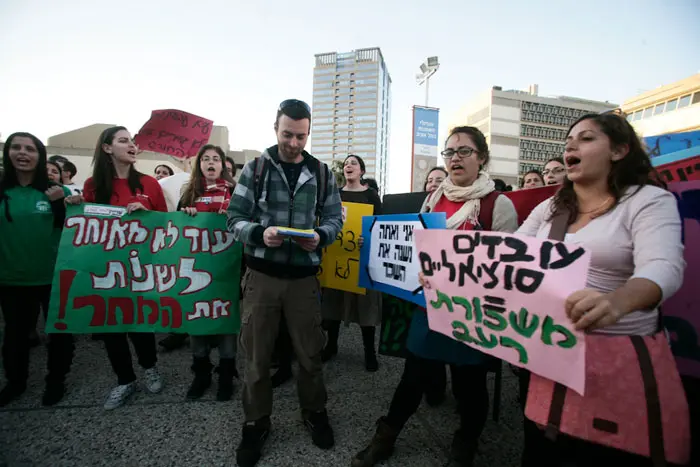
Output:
[441, 249, 456, 281]
[394, 244, 412, 262]
[482, 296, 507, 331]
[453, 232, 480, 254]
[500, 237, 535, 263]
[479, 234, 503, 259]
[514, 268, 545, 294]
[378, 243, 391, 259]
[379, 224, 399, 240]
[540, 242, 586, 270]
[509, 308, 540, 338]
[383, 262, 406, 281]
[403, 224, 414, 242]
[458, 255, 478, 286]
[541, 316, 577, 348]
[192, 119, 211, 135]
[419, 251, 434, 276]
[481, 261, 500, 289]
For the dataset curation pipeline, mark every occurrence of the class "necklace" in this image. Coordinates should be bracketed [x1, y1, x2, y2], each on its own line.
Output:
[579, 196, 612, 214]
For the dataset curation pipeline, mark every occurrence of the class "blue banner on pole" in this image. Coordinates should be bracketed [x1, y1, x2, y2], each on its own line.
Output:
[413, 107, 440, 156]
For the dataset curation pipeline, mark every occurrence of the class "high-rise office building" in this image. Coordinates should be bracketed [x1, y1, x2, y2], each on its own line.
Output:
[450, 85, 616, 187]
[311, 47, 391, 194]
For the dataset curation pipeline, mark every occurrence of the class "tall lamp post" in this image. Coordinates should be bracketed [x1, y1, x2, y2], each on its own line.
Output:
[416, 56, 440, 107]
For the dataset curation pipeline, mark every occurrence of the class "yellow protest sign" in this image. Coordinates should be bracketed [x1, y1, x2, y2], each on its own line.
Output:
[318, 201, 374, 295]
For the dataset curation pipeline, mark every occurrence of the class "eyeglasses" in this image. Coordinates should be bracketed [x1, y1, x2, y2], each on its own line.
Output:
[542, 167, 566, 176]
[278, 99, 311, 114]
[441, 147, 476, 160]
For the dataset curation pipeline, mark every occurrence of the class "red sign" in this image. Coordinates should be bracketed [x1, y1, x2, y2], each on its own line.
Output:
[504, 184, 560, 224]
[655, 154, 700, 183]
[134, 109, 213, 159]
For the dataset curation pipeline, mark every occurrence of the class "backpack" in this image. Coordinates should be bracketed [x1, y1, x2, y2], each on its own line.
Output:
[251, 154, 329, 220]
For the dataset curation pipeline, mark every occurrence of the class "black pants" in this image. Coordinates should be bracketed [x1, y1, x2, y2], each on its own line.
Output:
[100, 333, 157, 385]
[0, 285, 74, 386]
[386, 352, 489, 440]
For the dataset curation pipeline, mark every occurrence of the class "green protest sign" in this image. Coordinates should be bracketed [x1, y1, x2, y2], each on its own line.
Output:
[46, 204, 242, 335]
[378, 294, 414, 358]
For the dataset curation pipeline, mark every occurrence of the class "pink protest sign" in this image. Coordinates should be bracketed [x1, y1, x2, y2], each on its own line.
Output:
[134, 109, 213, 159]
[415, 230, 591, 394]
[665, 181, 700, 378]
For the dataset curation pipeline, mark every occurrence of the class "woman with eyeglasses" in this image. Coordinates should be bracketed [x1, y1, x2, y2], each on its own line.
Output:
[543, 157, 566, 185]
[352, 126, 518, 467]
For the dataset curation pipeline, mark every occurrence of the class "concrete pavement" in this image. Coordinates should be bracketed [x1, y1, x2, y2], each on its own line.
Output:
[0, 328, 525, 466]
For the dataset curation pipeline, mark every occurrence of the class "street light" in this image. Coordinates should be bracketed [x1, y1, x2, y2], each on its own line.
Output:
[416, 56, 439, 107]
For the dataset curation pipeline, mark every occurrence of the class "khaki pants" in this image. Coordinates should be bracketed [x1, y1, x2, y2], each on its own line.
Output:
[240, 269, 327, 422]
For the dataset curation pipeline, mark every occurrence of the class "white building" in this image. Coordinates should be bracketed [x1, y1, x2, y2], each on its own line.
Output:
[450, 85, 617, 187]
[621, 73, 700, 137]
[310, 47, 392, 194]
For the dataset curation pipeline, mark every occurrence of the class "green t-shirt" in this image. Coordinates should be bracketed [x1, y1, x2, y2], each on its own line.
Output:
[0, 185, 71, 286]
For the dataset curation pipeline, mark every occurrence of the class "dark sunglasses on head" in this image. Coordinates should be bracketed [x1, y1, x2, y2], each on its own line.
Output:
[278, 99, 311, 113]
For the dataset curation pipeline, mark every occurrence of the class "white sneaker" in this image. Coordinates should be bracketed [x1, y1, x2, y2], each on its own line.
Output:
[143, 367, 163, 394]
[104, 382, 137, 410]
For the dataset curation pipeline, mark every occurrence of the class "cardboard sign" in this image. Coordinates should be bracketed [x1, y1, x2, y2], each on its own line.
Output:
[47, 205, 242, 335]
[318, 202, 374, 294]
[359, 213, 446, 306]
[135, 109, 213, 159]
[415, 229, 591, 394]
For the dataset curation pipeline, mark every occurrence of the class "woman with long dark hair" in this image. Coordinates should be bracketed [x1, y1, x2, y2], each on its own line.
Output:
[517, 113, 686, 466]
[352, 127, 518, 467]
[0, 132, 75, 407]
[321, 155, 383, 371]
[177, 144, 239, 401]
[67, 126, 167, 410]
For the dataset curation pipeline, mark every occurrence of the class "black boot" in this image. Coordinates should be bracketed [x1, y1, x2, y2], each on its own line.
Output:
[449, 428, 478, 467]
[159, 333, 189, 352]
[216, 358, 238, 401]
[186, 356, 212, 400]
[0, 383, 26, 407]
[321, 320, 340, 362]
[361, 326, 378, 372]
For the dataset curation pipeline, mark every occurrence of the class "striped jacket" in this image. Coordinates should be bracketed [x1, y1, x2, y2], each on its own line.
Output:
[226, 146, 342, 269]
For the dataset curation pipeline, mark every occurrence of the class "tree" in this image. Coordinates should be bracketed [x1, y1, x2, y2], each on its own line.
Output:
[330, 159, 345, 187]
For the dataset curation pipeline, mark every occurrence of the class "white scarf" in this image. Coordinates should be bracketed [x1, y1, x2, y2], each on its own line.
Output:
[420, 171, 495, 230]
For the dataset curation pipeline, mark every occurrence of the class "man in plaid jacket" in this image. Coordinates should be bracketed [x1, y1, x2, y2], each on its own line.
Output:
[227, 99, 343, 467]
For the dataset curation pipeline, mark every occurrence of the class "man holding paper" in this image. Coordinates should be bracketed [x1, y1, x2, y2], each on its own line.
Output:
[227, 99, 342, 467]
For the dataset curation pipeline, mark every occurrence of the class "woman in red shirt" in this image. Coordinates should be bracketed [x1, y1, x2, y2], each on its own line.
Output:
[68, 126, 167, 410]
[177, 144, 238, 401]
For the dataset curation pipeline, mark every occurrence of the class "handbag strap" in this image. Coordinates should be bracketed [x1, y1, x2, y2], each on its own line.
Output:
[544, 208, 571, 440]
[631, 335, 667, 467]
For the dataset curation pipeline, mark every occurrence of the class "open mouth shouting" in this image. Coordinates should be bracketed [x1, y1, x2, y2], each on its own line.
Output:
[14, 156, 33, 168]
[450, 162, 465, 174]
[565, 155, 581, 170]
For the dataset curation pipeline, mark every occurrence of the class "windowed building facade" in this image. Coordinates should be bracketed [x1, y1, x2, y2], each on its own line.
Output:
[621, 73, 700, 137]
[450, 85, 617, 187]
[310, 47, 391, 194]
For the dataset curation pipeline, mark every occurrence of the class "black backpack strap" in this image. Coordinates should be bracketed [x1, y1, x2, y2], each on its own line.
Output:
[252, 156, 269, 204]
[315, 159, 328, 219]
